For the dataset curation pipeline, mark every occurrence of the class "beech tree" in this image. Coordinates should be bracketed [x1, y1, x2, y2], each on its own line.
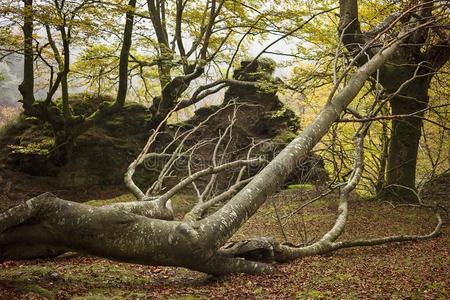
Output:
[0, 1, 444, 275]
[339, 0, 449, 201]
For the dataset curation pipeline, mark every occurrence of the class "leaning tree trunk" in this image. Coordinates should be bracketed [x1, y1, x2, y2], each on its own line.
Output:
[0, 34, 409, 275]
[380, 65, 430, 202]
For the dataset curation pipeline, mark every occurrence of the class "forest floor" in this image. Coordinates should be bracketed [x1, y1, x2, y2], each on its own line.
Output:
[0, 185, 448, 300]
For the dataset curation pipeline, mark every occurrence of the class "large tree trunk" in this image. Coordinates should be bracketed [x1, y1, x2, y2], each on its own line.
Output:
[385, 92, 428, 201]
[379, 65, 430, 201]
[0, 193, 271, 275]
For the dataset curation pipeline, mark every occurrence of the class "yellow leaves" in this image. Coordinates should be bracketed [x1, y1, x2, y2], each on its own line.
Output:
[0, 28, 21, 49]
[358, 0, 400, 30]
[78, 44, 115, 60]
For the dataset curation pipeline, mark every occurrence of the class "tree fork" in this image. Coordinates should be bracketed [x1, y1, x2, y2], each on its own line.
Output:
[0, 193, 272, 274]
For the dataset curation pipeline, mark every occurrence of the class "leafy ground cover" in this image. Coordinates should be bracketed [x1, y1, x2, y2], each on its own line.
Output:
[0, 187, 448, 299]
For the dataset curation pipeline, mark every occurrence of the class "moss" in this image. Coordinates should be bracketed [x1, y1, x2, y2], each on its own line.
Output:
[235, 57, 277, 77]
[267, 107, 300, 132]
[295, 290, 333, 299]
[72, 295, 110, 300]
[5, 265, 51, 278]
[255, 80, 278, 94]
[171, 194, 198, 215]
[8, 136, 53, 155]
[171, 296, 205, 300]
[54, 93, 115, 116]
[273, 130, 297, 144]
[86, 194, 137, 207]
[287, 183, 314, 190]
[72, 291, 147, 300]
[0, 259, 158, 300]
[16, 284, 54, 299]
[194, 105, 220, 119]
[257, 57, 277, 74]
[5, 266, 55, 299]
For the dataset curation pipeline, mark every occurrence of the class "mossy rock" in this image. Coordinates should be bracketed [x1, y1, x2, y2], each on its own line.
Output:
[56, 93, 115, 116]
[234, 57, 277, 78]
[190, 105, 221, 123]
[1, 94, 158, 188]
[175, 59, 327, 187]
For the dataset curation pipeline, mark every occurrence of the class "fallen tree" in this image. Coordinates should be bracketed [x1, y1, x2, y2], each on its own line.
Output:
[0, 17, 442, 275]
[0, 5, 444, 276]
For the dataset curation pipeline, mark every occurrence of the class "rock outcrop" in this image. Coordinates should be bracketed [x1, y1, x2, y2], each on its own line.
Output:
[0, 60, 327, 201]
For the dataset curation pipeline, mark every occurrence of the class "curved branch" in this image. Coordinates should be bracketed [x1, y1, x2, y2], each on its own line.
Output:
[176, 79, 257, 111]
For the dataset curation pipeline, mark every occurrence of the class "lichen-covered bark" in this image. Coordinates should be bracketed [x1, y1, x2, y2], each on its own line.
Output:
[0, 193, 270, 275]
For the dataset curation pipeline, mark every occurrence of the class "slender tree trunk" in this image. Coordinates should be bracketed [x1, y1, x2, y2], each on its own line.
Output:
[18, 0, 35, 111]
[115, 0, 136, 107]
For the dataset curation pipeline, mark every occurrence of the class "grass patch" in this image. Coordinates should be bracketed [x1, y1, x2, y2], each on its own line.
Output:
[286, 183, 314, 190]
[15, 283, 54, 299]
[85, 194, 137, 207]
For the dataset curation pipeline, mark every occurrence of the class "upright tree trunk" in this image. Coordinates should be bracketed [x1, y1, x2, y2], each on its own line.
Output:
[338, 0, 449, 202]
[380, 65, 430, 201]
[18, 0, 35, 111]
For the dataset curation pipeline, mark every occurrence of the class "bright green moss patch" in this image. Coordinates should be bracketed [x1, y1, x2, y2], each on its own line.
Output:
[85, 193, 137, 207]
[286, 183, 314, 190]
